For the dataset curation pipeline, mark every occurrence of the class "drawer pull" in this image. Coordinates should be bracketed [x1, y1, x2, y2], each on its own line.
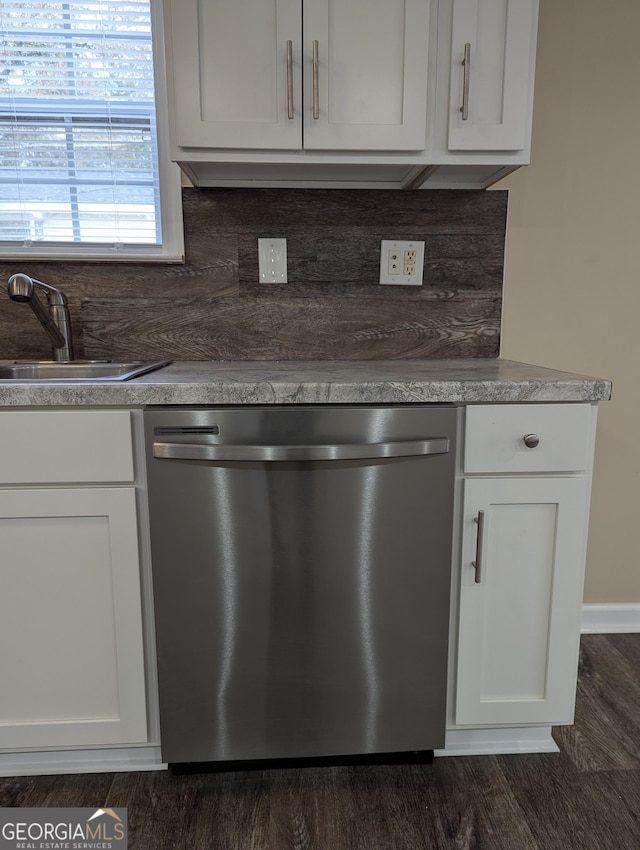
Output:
[523, 433, 540, 448]
[472, 510, 484, 584]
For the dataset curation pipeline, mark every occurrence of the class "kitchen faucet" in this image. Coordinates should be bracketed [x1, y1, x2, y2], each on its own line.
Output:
[7, 273, 74, 361]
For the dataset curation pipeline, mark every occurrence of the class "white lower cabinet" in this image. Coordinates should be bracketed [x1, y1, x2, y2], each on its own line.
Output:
[456, 476, 589, 726]
[453, 403, 596, 732]
[0, 401, 599, 767]
[0, 412, 149, 753]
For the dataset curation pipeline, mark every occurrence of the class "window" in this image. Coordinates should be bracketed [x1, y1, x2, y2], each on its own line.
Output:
[0, 0, 183, 261]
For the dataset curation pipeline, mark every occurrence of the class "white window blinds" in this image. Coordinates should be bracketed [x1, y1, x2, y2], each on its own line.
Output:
[0, 0, 164, 250]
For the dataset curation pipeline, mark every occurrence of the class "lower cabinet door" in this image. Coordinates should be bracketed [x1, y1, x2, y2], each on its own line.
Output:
[456, 476, 589, 726]
[0, 488, 147, 750]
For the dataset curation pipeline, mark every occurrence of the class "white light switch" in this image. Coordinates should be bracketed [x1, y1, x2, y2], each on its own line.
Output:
[258, 238, 288, 283]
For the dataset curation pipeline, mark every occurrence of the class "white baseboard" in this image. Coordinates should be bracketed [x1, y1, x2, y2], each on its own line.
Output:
[581, 603, 640, 634]
[434, 726, 559, 757]
[0, 746, 167, 777]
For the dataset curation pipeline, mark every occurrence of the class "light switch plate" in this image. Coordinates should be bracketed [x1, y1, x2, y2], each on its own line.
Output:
[258, 238, 288, 283]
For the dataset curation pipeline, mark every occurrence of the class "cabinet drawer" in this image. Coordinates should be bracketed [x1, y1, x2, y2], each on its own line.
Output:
[0, 410, 134, 484]
[464, 404, 592, 474]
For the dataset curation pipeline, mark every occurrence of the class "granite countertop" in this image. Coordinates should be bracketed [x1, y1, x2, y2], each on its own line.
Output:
[0, 359, 612, 407]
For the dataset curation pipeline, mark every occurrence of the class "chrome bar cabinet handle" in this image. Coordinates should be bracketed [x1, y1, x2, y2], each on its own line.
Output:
[153, 438, 450, 463]
[460, 42, 471, 120]
[286, 40, 294, 119]
[472, 510, 485, 584]
[312, 40, 319, 119]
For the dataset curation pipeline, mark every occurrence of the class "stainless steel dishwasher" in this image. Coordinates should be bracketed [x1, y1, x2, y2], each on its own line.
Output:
[144, 405, 457, 765]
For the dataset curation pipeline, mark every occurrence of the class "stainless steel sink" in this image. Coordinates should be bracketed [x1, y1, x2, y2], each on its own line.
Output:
[0, 360, 172, 381]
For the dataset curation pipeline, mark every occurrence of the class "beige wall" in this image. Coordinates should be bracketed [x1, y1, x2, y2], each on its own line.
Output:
[499, 0, 640, 602]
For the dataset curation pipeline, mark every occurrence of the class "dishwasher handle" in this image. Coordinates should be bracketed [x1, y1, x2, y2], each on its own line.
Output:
[152, 437, 450, 462]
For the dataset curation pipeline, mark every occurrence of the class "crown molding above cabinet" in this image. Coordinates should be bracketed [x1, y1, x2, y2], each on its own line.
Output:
[160, 0, 539, 190]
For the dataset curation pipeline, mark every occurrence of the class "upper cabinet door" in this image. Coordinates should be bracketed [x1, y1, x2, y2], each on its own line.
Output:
[303, 0, 431, 151]
[448, 0, 538, 151]
[165, 0, 302, 150]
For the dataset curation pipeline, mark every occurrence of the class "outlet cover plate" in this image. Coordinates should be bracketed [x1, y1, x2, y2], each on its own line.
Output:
[379, 240, 425, 286]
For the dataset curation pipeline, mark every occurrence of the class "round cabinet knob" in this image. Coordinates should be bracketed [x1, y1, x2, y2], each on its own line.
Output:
[523, 433, 540, 449]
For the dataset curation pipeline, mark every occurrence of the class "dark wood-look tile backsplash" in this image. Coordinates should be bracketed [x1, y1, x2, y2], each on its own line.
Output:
[0, 188, 506, 361]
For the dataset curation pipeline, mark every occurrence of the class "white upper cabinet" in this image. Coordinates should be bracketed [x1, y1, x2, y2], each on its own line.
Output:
[163, 0, 431, 153]
[447, 0, 538, 151]
[160, 0, 539, 186]
[166, 0, 302, 150]
[302, 0, 430, 150]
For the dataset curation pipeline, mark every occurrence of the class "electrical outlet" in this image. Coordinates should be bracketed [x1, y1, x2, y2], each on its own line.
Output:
[404, 250, 417, 276]
[379, 240, 425, 286]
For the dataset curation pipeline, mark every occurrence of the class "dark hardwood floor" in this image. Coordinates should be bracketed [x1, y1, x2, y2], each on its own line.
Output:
[2, 634, 639, 849]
